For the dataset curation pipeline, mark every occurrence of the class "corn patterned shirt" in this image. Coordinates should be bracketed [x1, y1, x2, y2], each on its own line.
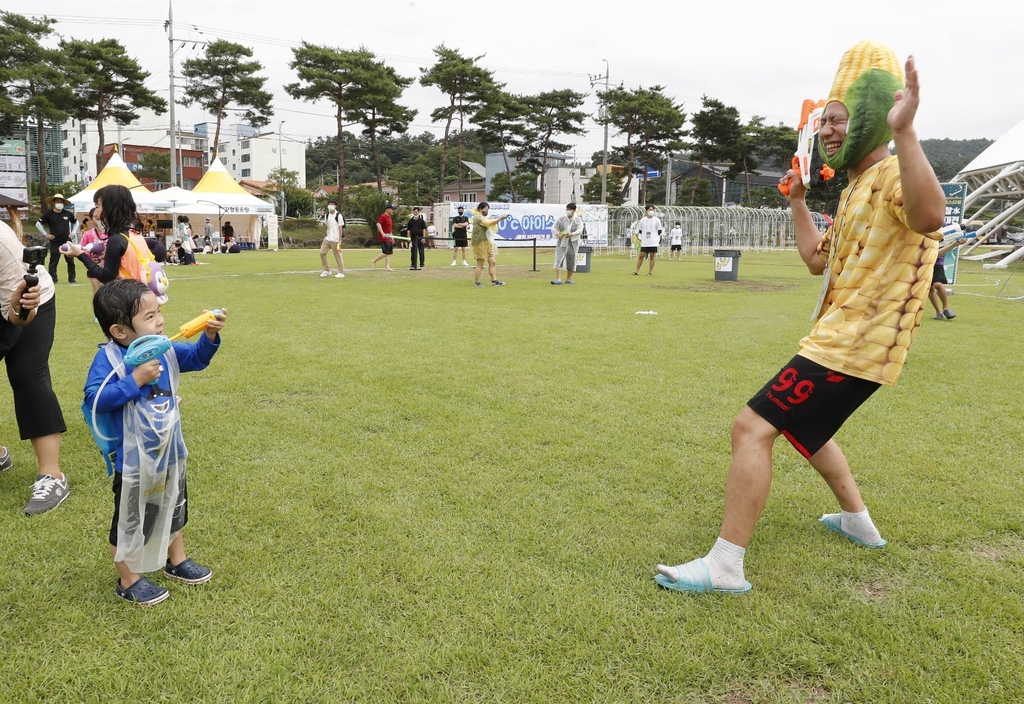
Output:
[797, 155, 941, 387]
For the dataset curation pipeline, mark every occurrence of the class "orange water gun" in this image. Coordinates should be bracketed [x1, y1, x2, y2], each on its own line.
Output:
[778, 99, 835, 196]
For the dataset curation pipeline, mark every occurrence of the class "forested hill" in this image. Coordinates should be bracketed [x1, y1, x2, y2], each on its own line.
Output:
[921, 138, 994, 181]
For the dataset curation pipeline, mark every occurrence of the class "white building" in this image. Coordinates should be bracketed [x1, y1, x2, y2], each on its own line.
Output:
[59, 109, 209, 186]
[217, 130, 306, 188]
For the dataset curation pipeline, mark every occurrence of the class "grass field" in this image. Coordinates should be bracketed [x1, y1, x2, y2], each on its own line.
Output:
[1, 245, 1022, 703]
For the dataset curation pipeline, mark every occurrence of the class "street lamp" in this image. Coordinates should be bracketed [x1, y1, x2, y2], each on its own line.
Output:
[278, 120, 285, 219]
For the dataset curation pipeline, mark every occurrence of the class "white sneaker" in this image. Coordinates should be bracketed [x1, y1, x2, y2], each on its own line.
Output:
[319, 271, 330, 278]
[335, 272, 345, 278]
[463, 261, 469, 267]
[450, 261, 457, 266]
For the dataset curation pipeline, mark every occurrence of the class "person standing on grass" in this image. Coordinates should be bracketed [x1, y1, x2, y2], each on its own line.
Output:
[929, 236, 966, 320]
[407, 206, 427, 270]
[654, 43, 945, 595]
[633, 205, 662, 276]
[471, 202, 508, 287]
[85, 279, 227, 606]
[0, 221, 71, 516]
[36, 193, 78, 284]
[669, 222, 683, 260]
[371, 204, 396, 271]
[451, 205, 470, 267]
[550, 202, 585, 285]
[319, 199, 346, 279]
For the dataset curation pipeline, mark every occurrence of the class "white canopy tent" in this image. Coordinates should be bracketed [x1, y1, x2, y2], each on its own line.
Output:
[953, 119, 1024, 269]
[68, 153, 175, 214]
[158, 160, 274, 248]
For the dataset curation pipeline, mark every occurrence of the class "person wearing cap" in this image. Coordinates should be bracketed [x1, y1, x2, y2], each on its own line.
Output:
[407, 206, 427, 270]
[371, 204, 396, 271]
[470, 202, 508, 287]
[550, 203, 586, 285]
[36, 193, 78, 284]
[450, 205, 470, 267]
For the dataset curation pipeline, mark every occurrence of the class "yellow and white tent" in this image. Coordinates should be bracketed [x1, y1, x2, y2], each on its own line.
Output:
[68, 152, 174, 213]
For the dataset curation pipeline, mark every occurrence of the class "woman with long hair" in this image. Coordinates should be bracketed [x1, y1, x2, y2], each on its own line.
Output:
[63, 185, 149, 284]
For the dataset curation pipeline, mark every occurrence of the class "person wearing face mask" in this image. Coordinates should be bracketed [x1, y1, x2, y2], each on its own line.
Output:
[319, 200, 345, 278]
[550, 203, 586, 285]
[633, 205, 662, 276]
[36, 193, 78, 284]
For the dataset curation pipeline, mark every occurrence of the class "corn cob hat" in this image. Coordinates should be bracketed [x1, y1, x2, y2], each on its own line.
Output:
[820, 40, 905, 171]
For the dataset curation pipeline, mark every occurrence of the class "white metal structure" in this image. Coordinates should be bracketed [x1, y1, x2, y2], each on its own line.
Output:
[953, 120, 1024, 269]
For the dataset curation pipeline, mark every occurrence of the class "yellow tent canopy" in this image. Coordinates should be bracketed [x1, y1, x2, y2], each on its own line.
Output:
[193, 159, 250, 195]
[79, 152, 149, 193]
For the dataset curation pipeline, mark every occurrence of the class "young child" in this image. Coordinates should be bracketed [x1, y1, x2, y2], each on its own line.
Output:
[84, 279, 227, 606]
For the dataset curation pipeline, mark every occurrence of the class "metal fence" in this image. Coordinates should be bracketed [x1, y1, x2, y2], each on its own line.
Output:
[600, 206, 829, 256]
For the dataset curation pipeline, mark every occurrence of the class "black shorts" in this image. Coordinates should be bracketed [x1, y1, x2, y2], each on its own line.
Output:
[932, 264, 948, 285]
[380, 241, 394, 255]
[747, 355, 880, 458]
[641, 246, 658, 254]
[453, 238, 468, 248]
[671, 244, 682, 251]
[109, 470, 188, 546]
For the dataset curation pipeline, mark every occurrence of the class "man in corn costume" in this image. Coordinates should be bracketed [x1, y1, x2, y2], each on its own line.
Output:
[656, 42, 946, 594]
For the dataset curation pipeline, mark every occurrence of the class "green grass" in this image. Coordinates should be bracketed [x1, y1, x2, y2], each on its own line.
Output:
[1, 247, 1022, 703]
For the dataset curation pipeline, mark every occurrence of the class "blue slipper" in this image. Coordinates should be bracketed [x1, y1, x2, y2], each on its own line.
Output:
[116, 577, 169, 606]
[654, 558, 752, 594]
[819, 514, 886, 548]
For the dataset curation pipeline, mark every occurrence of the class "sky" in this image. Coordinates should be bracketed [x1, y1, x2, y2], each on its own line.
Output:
[8, 0, 1021, 163]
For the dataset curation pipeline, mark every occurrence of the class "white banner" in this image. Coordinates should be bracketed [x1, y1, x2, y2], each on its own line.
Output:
[0, 171, 27, 188]
[447, 202, 609, 246]
[266, 213, 279, 250]
[0, 188, 29, 204]
[0, 155, 27, 172]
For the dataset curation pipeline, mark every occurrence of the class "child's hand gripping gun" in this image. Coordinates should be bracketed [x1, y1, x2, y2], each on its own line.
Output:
[778, 99, 836, 196]
[124, 309, 222, 384]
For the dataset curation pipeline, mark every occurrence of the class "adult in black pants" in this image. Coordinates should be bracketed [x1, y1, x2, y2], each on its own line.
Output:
[407, 207, 427, 269]
[35, 193, 77, 284]
[0, 221, 70, 515]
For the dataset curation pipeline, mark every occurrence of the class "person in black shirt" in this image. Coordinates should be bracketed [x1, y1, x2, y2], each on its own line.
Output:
[35, 193, 77, 284]
[407, 207, 428, 269]
[222, 221, 234, 242]
[450, 205, 470, 267]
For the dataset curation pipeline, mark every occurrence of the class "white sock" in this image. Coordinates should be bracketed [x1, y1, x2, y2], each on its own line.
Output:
[657, 537, 746, 589]
[840, 508, 882, 544]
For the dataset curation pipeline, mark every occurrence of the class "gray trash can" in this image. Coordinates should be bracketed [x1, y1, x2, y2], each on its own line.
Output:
[575, 245, 592, 273]
[713, 249, 741, 281]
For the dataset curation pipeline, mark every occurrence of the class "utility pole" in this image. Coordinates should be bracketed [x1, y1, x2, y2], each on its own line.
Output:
[278, 121, 286, 218]
[588, 60, 610, 204]
[166, 1, 178, 188]
[665, 155, 672, 207]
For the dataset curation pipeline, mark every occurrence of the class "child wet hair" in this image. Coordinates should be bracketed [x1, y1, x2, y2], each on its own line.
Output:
[94, 279, 153, 339]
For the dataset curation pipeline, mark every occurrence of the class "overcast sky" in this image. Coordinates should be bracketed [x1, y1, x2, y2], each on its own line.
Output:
[9, 0, 1020, 162]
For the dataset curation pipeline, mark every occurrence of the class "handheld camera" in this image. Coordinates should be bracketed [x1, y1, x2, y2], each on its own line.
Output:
[19, 246, 47, 320]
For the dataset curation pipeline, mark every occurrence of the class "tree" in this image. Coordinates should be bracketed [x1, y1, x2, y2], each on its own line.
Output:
[181, 40, 273, 163]
[523, 89, 587, 202]
[753, 121, 798, 173]
[0, 12, 76, 205]
[287, 43, 374, 205]
[62, 38, 166, 173]
[347, 59, 416, 193]
[488, 171, 540, 203]
[726, 116, 764, 206]
[678, 176, 716, 206]
[688, 95, 741, 205]
[265, 167, 299, 218]
[598, 85, 686, 205]
[582, 168, 625, 205]
[420, 46, 496, 206]
[136, 150, 171, 186]
[475, 90, 532, 202]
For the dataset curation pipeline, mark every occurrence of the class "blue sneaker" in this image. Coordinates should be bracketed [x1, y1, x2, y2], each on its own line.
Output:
[564, 280, 575, 285]
[165, 558, 213, 584]
[116, 577, 170, 606]
[550, 280, 562, 285]
[474, 282, 483, 288]
[492, 280, 505, 286]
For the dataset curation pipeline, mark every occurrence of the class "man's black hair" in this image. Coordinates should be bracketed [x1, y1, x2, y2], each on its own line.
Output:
[478, 202, 489, 210]
[328, 199, 338, 206]
[94, 278, 153, 340]
[94, 184, 138, 236]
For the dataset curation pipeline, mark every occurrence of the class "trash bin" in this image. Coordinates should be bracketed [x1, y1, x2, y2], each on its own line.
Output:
[575, 245, 592, 273]
[713, 249, 741, 281]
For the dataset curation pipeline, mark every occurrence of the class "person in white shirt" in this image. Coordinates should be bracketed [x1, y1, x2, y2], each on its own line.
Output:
[550, 202, 586, 285]
[633, 205, 663, 276]
[319, 200, 346, 278]
[669, 222, 684, 260]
